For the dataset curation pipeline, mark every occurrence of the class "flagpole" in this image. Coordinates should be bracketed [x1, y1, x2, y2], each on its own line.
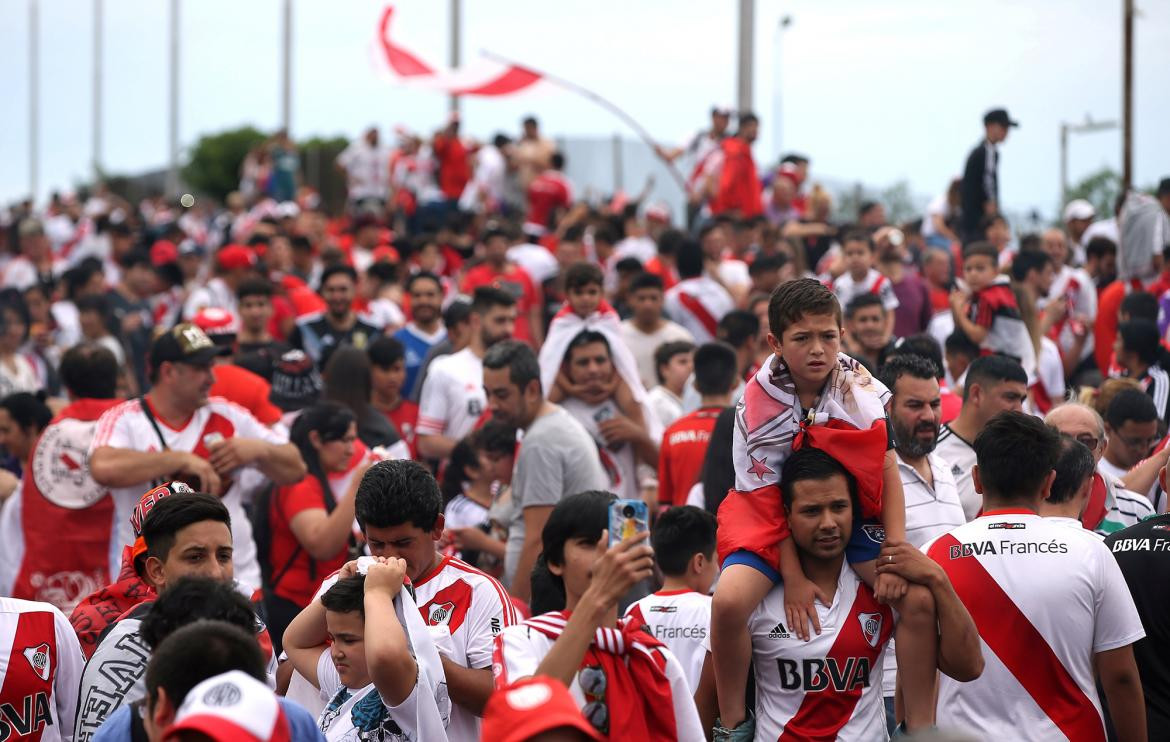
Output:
[481, 50, 687, 194]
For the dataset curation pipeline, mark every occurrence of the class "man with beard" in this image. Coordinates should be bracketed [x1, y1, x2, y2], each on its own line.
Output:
[481, 340, 606, 601]
[289, 264, 381, 371]
[845, 294, 897, 372]
[392, 271, 447, 398]
[876, 353, 966, 733]
[417, 287, 516, 461]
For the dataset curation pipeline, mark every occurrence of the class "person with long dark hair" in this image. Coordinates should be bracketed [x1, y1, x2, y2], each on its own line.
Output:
[323, 345, 407, 455]
[264, 401, 374, 650]
[493, 491, 704, 740]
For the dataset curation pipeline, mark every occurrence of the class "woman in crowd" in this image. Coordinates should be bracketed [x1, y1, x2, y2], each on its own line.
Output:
[0, 291, 41, 398]
[0, 391, 53, 594]
[265, 400, 372, 650]
[323, 345, 406, 454]
[493, 490, 704, 740]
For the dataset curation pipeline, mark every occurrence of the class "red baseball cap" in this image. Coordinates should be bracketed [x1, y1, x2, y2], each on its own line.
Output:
[165, 671, 290, 742]
[192, 307, 239, 339]
[481, 676, 602, 742]
[217, 244, 257, 272]
[150, 239, 180, 267]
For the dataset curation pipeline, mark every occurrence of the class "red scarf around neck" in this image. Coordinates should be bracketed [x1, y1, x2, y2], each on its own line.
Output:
[524, 611, 677, 742]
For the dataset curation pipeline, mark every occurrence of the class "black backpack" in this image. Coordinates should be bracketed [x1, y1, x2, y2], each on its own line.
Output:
[250, 471, 347, 596]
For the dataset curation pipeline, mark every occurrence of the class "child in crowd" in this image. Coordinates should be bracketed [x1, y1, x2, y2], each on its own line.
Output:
[539, 261, 647, 428]
[710, 278, 939, 736]
[949, 241, 1037, 378]
[831, 230, 899, 338]
[624, 505, 718, 695]
[646, 340, 695, 428]
[367, 336, 420, 458]
[282, 558, 449, 741]
[492, 490, 704, 741]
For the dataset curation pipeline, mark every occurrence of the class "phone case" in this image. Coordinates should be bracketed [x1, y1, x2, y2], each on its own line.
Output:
[609, 499, 649, 547]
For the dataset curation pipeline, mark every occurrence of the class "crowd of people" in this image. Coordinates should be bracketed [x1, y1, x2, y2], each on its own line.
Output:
[0, 104, 1168, 742]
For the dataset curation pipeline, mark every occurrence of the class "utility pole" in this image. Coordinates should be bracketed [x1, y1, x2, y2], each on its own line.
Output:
[449, 0, 461, 115]
[772, 15, 792, 161]
[1121, 0, 1134, 191]
[281, 0, 292, 134]
[29, 0, 39, 201]
[93, 0, 103, 182]
[1059, 116, 1118, 205]
[166, 0, 180, 197]
[736, 0, 754, 114]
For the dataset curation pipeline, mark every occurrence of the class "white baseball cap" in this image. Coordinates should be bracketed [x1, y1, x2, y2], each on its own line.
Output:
[1063, 199, 1096, 222]
[165, 671, 289, 742]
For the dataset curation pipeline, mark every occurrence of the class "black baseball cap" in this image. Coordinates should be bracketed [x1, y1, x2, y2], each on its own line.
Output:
[150, 323, 230, 370]
[984, 108, 1019, 128]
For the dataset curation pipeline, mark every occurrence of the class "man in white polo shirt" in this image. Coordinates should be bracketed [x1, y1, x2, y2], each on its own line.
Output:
[923, 411, 1147, 741]
[876, 353, 966, 731]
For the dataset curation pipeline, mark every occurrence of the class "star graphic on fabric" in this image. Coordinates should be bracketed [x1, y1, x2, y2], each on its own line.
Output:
[748, 455, 775, 481]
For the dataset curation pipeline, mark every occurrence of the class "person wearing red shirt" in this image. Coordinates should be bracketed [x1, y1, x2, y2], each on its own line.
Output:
[432, 115, 472, 202]
[461, 223, 544, 345]
[710, 113, 763, 219]
[658, 343, 739, 508]
[525, 152, 572, 234]
[265, 401, 374, 651]
[369, 336, 420, 459]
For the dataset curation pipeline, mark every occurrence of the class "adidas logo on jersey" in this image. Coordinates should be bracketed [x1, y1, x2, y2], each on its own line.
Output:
[767, 622, 791, 639]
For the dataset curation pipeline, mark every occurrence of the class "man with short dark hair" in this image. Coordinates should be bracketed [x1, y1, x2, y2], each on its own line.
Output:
[647, 340, 694, 427]
[8, 343, 123, 612]
[658, 342, 738, 508]
[620, 272, 694, 390]
[417, 287, 517, 461]
[844, 294, 895, 372]
[461, 223, 543, 346]
[410, 297, 472, 404]
[664, 238, 734, 344]
[959, 109, 1018, 244]
[352, 460, 519, 740]
[90, 325, 306, 593]
[482, 340, 605, 601]
[1040, 435, 1099, 533]
[1101, 389, 1163, 485]
[368, 336, 420, 457]
[289, 264, 381, 370]
[233, 277, 291, 382]
[392, 271, 447, 399]
[923, 412, 1147, 741]
[935, 354, 1028, 519]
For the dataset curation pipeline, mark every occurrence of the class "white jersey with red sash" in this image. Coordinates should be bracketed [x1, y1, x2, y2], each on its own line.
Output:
[623, 590, 710, 694]
[89, 396, 288, 594]
[1046, 264, 1096, 362]
[923, 510, 1145, 741]
[492, 611, 704, 742]
[749, 561, 894, 741]
[0, 597, 84, 742]
[411, 555, 520, 742]
[831, 268, 900, 314]
[663, 276, 735, 344]
[10, 399, 123, 614]
[719, 353, 890, 570]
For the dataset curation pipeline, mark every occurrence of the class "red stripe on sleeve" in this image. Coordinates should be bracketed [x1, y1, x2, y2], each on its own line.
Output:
[677, 292, 720, 337]
[927, 533, 1105, 741]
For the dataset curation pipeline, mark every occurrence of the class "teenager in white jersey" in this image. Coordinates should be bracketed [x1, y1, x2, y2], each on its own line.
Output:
[0, 597, 83, 742]
[705, 448, 981, 741]
[922, 411, 1147, 741]
[417, 286, 517, 461]
[283, 558, 449, 742]
[831, 230, 900, 339]
[623, 506, 717, 695]
[493, 491, 704, 741]
[352, 460, 518, 741]
[89, 324, 306, 592]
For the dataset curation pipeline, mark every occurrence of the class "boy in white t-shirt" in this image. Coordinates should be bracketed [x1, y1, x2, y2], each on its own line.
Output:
[624, 505, 718, 694]
[283, 559, 450, 742]
[831, 230, 898, 339]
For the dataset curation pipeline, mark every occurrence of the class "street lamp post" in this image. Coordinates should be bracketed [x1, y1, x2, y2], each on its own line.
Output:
[1059, 115, 1119, 205]
[772, 14, 792, 161]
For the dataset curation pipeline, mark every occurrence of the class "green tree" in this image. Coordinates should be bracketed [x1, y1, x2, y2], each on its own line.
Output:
[1064, 167, 1121, 222]
[181, 126, 269, 202]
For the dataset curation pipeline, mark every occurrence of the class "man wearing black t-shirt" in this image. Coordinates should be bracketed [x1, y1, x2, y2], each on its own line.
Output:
[1104, 500, 1170, 738]
[289, 264, 381, 370]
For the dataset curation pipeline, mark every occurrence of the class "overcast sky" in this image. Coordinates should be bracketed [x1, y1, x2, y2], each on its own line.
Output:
[1, 0, 1168, 220]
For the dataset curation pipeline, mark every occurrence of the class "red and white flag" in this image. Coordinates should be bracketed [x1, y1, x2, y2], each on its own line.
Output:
[376, 5, 543, 97]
